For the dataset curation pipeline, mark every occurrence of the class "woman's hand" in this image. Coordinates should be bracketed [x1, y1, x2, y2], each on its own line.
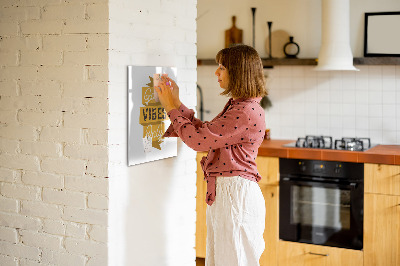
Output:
[155, 79, 177, 113]
[163, 76, 181, 108]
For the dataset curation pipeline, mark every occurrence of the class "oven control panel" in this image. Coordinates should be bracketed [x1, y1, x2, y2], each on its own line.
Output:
[280, 158, 363, 180]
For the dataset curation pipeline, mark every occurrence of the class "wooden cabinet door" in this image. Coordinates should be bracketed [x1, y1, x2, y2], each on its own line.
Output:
[365, 164, 400, 196]
[278, 241, 363, 266]
[196, 152, 208, 258]
[364, 193, 400, 266]
[256, 156, 279, 186]
[259, 185, 279, 266]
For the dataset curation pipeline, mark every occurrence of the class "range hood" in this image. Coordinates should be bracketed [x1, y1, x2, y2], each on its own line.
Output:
[314, 0, 359, 71]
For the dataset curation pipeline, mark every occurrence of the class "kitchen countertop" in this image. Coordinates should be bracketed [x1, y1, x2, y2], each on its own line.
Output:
[258, 139, 400, 165]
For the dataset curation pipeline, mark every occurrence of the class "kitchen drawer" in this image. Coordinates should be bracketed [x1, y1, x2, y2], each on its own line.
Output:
[278, 241, 363, 266]
[365, 163, 400, 196]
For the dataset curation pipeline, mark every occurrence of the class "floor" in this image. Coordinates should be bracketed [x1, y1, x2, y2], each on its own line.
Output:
[196, 257, 205, 266]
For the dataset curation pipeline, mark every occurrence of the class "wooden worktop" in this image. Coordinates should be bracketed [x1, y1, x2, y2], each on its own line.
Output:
[258, 139, 400, 165]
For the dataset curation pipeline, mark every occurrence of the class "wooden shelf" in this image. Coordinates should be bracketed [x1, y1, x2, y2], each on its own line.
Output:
[197, 57, 400, 68]
[353, 57, 400, 65]
[197, 58, 317, 67]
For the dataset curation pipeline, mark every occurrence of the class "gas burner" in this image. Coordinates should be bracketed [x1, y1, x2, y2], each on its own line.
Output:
[334, 137, 371, 151]
[295, 135, 333, 149]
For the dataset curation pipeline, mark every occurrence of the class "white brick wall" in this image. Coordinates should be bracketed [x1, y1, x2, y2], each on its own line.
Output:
[108, 0, 197, 265]
[0, 1, 109, 265]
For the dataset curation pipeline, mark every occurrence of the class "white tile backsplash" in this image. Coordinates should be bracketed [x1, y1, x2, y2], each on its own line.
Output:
[197, 65, 400, 144]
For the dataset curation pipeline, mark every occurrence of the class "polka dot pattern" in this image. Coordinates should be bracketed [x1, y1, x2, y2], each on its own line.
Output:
[163, 98, 266, 206]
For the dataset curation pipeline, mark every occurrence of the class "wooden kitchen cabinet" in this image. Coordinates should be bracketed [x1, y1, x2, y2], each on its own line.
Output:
[364, 163, 400, 196]
[256, 156, 279, 186]
[196, 152, 208, 258]
[278, 241, 363, 266]
[259, 184, 279, 266]
[364, 163, 400, 266]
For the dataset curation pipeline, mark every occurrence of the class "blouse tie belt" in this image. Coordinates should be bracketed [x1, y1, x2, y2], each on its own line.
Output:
[200, 156, 216, 206]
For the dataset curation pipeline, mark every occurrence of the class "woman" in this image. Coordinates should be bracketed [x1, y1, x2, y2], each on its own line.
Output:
[156, 45, 267, 266]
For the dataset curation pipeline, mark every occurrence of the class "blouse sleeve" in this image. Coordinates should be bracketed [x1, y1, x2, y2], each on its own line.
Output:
[163, 103, 204, 138]
[166, 107, 253, 152]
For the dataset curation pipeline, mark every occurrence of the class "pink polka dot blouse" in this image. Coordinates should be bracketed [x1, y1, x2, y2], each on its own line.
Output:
[163, 97, 266, 206]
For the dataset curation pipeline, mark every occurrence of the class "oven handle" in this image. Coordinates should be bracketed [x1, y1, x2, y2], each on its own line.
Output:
[281, 177, 358, 188]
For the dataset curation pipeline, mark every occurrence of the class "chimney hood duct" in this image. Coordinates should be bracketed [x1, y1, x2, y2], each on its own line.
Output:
[314, 0, 359, 71]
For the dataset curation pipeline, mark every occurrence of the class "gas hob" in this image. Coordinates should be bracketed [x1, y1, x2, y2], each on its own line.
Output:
[283, 135, 376, 152]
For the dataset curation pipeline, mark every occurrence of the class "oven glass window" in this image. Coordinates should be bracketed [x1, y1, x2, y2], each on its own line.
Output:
[291, 185, 350, 230]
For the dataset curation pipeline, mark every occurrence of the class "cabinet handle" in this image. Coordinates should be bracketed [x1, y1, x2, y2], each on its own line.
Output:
[309, 252, 329, 257]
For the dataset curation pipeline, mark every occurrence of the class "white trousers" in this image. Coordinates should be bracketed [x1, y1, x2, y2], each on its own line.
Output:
[205, 176, 266, 266]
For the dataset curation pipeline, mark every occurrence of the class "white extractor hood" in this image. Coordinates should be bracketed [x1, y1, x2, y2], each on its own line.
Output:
[314, 0, 359, 71]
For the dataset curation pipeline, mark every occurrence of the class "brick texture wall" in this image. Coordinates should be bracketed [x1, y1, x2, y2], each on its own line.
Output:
[0, 1, 109, 265]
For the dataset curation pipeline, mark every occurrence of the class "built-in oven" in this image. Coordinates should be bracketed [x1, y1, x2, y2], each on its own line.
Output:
[279, 158, 364, 250]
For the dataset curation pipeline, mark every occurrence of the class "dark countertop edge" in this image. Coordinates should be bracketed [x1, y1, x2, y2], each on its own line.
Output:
[258, 139, 400, 166]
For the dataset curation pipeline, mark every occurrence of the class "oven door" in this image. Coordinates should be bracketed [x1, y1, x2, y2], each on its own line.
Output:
[279, 177, 363, 250]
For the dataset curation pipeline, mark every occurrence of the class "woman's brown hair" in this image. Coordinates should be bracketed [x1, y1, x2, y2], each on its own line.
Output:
[215, 45, 267, 99]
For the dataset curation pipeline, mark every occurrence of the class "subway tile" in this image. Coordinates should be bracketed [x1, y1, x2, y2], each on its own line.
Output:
[368, 104, 383, 118]
[383, 117, 397, 131]
[317, 89, 330, 103]
[342, 116, 356, 129]
[342, 90, 355, 103]
[279, 66, 293, 77]
[369, 90, 382, 104]
[355, 78, 368, 91]
[382, 77, 396, 91]
[342, 128, 356, 138]
[330, 89, 343, 103]
[292, 67, 305, 77]
[382, 131, 397, 144]
[330, 116, 342, 128]
[304, 102, 317, 115]
[397, 131, 400, 144]
[368, 76, 383, 91]
[342, 103, 355, 116]
[305, 116, 317, 130]
[395, 66, 400, 80]
[316, 127, 330, 136]
[317, 103, 330, 115]
[317, 116, 330, 129]
[355, 90, 369, 104]
[382, 91, 396, 104]
[382, 104, 396, 118]
[355, 117, 369, 130]
[317, 77, 330, 90]
[330, 103, 342, 116]
[369, 117, 383, 130]
[304, 88, 318, 103]
[293, 77, 306, 90]
[329, 75, 343, 90]
[355, 104, 369, 117]
[305, 77, 318, 88]
[355, 129, 369, 138]
[382, 66, 396, 76]
[293, 114, 305, 127]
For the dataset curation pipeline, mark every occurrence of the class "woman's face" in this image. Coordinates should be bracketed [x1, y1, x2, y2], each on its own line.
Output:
[215, 64, 229, 89]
